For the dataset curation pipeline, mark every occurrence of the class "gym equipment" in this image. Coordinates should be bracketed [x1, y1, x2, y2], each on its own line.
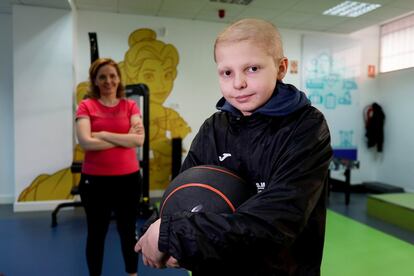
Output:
[367, 193, 413, 232]
[171, 137, 182, 179]
[88, 32, 99, 63]
[159, 165, 255, 216]
[363, 182, 405, 194]
[328, 157, 360, 205]
[125, 84, 153, 218]
[51, 162, 83, 227]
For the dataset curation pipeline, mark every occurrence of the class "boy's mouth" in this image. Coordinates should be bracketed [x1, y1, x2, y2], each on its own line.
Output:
[235, 94, 252, 103]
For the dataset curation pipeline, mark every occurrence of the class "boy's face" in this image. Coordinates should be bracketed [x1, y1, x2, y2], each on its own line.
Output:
[216, 40, 287, 116]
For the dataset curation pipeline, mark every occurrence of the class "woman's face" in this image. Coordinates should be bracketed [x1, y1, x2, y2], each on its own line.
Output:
[94, 64, 120, 97]
[137, 59, 174, 104]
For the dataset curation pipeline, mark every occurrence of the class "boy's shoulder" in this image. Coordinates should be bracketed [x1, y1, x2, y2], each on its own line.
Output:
[301, 105, 327, 120]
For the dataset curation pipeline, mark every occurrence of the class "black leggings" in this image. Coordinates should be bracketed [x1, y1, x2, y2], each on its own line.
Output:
[79, 172, 141, 276]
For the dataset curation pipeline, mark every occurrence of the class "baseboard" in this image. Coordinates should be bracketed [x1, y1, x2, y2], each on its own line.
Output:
[13, 200, 75, 212]
[0, 194, 14, 204]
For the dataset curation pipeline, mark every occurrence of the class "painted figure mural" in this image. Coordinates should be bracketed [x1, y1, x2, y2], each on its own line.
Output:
[119, 29, 191, 191]
[18, 28, 191, 201]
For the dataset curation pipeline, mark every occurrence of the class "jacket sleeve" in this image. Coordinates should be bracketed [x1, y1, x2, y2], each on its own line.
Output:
[158, 111, 332, 270]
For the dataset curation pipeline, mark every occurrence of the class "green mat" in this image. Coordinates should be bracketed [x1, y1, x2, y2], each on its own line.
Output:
[368, 193, 414, 209]
[322, 210, 414, 276]
[367, 193, 414, 231]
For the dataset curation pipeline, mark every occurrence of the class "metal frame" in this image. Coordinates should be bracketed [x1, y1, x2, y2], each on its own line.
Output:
[125, 83, 152, 218]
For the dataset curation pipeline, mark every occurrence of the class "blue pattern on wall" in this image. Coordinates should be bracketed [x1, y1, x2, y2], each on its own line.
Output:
[305, 53, 358, 109]
[302, 36, 361, 158]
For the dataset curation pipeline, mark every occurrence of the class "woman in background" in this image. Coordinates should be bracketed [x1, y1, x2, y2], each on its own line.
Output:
[76, 58, 144, 276]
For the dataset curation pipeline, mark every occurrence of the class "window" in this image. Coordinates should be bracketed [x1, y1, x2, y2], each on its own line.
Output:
[380, 13, 414, 73]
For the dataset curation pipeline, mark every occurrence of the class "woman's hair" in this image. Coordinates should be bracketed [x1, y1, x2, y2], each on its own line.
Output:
[88, 58, 125, 98]
[214, 18, 284, 63]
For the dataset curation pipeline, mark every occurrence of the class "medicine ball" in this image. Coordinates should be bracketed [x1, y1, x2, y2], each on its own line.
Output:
[159, 165, 255, 216]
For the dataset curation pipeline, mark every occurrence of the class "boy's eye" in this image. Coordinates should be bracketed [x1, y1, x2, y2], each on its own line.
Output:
[220, 70, 232, 77]
[224, 70, 231, 76]
[248, 66, 258, 72]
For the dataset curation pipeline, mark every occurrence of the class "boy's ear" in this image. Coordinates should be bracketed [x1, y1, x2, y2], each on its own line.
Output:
[277, 57, 288, 80]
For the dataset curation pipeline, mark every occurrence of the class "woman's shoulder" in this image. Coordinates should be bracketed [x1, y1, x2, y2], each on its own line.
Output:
[121, 98, 141, 115]
[122, 98, 138, 106]
[79, 97, 97, 106]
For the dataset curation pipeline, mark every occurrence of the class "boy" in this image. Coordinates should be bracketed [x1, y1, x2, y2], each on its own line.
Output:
[136, 18, 332, 275]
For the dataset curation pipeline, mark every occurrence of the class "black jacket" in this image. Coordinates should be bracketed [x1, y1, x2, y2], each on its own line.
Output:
[365, 102, 385, 152]
[158, 82, 333, 275]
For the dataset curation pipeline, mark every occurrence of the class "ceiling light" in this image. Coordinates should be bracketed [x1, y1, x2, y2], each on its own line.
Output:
[323, 1, 381, 17]
[209, 0, 253, 5]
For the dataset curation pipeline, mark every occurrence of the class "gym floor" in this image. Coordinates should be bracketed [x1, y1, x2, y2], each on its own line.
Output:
[0, 191, 413, 276]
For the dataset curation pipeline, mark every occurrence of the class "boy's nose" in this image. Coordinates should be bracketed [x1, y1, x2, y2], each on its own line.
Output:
[233, 74, 247, 89]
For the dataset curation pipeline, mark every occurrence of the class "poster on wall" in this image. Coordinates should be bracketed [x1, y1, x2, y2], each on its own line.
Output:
[302, 34, 361, 160]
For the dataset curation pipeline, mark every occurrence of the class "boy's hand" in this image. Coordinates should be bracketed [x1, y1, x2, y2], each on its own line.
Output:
[135, 219, 168, 268]
[166, 256, 180, 268]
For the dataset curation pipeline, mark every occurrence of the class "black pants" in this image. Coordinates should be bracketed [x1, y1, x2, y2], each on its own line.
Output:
[79, 171, 141, 276]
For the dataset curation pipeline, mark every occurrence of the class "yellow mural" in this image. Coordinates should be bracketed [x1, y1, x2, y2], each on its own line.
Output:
[18, 28, 191, 201]
[119, 28, 191, 191]
[18, 83, 87, 201]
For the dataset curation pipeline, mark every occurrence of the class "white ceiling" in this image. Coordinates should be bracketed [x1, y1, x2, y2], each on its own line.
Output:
[2, 0, 414, 33]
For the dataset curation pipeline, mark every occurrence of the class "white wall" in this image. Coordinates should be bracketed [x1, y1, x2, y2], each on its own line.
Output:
[13, 5, 74, 207]
[376, 68, 414, 192]
[347, 26, 381, 184]
[279, 29, 302, 87]
[0, 14, 14, 203]
[341, 25, 414, 192]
